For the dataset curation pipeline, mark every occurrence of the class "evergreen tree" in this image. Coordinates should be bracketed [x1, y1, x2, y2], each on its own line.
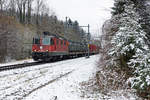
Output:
[135, 0, 150, 47]
[111, 0, 126, 16]
[109, 0, 150, 94]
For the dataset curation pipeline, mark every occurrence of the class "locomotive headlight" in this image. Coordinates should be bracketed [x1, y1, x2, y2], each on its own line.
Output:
[40, 46, 43, 50]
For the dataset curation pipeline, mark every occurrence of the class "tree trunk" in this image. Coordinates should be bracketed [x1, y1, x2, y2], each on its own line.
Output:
[27, 0, 31, 24]
[19, 8, 23, 23]
[23, 2, 26, 24]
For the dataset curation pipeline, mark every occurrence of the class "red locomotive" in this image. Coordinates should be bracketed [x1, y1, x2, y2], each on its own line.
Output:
[32, 32, 99, 61]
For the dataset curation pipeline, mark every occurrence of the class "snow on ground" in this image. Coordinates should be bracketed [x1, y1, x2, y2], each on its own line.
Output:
[0, 55, 99, 100]
[0, 55, 138, 100]
[24, 55, 98, 100]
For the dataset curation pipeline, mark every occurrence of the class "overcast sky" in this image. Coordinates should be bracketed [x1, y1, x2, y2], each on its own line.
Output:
[47, 0, 114, 36]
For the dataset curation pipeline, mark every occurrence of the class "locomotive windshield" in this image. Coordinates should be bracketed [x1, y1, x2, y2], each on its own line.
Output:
[42, 38, 50, 45]
[33, 38, 40, 44]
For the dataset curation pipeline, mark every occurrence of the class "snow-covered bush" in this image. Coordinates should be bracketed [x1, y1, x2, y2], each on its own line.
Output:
[109, 0, 150, 97]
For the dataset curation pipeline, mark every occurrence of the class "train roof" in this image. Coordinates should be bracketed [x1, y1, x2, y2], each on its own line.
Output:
[43, 31, 67, 40]
[42, 31, 86, 45]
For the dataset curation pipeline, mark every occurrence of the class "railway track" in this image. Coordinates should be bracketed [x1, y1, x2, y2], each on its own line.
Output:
[0, 57, 75, 72]
[0, 61, 45, 71]
[0, 55, 81, 72]
[0, 53, 91, 72]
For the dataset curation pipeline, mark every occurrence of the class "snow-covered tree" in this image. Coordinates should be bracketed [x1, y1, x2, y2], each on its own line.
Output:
[111, 0, 126, 16]
[109, 0, 150, 95]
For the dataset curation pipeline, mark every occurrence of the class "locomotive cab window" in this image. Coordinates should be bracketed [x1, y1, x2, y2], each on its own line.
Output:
[33, 38, 40, 44]
[51, 38, 54, 45]
[42, 38, 50, 45]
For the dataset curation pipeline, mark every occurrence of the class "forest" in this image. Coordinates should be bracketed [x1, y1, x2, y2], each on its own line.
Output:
[0, 0, 89, 62]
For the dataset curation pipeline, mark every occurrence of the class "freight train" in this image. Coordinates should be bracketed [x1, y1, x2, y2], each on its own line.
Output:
[32, 32, 99, 61]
